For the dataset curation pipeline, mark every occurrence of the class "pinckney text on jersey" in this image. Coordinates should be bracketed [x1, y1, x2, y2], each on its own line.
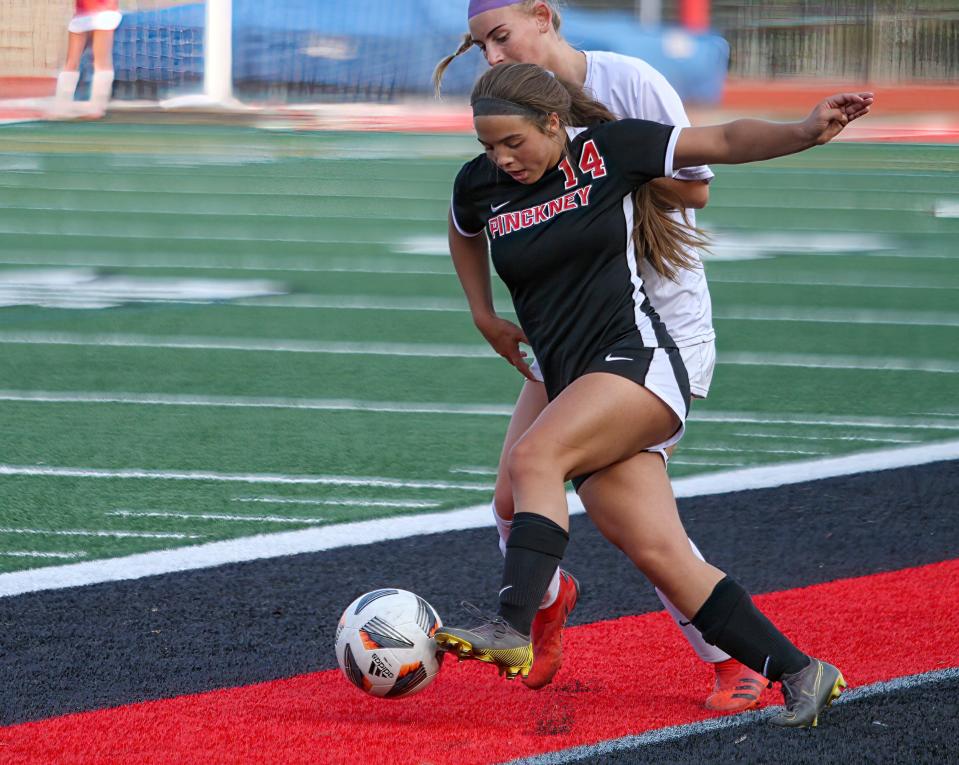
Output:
[488, 184, 593, 239]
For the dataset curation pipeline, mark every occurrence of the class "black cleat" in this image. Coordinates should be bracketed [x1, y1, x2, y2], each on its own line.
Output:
[770, 658, 847, 728]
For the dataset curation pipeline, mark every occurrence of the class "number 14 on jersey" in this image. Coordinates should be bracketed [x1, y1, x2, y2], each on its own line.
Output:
[558, 140, 608, 190]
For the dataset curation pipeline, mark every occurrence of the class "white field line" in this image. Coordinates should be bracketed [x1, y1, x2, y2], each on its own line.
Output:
[713, 306, 959, 328]
[721, 352, 959, 374]
[682, 446, 827, 456]
[731, 432, 921, 444]
[0, 465, 493, 491]
[505, 667, 959, 765]
[0, 255, 452, 276]
[708, 276, 958, 291]
[1, 390, 957, 434]
[0, 390, 513, 416]
[669, 458, 749, 467]
[0, 333, 495, 358]
[107, 510, 327, 524]
[232, 497, 441, 508]
[0, 551, 88, 559]
[449, 466, 499, 476]
[2, 439, 955, 598]
[0, 334, 956, 374]
[0, 527, 202, 539]
[0, 205, 443, 223]
[234, 295, 471, 312]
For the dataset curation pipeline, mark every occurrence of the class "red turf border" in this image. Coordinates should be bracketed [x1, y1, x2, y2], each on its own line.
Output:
[2, 559, 957, 764]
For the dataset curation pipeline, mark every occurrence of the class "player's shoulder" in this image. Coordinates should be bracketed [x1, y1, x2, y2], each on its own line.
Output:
[455, 153, 496, 194]
[586, 50, 673, 91]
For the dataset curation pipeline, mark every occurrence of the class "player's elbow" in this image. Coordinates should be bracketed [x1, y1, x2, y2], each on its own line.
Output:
[684, 181, 710, 209]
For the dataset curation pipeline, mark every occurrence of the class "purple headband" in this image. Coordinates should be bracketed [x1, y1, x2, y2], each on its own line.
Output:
[468, 0, 520, 19]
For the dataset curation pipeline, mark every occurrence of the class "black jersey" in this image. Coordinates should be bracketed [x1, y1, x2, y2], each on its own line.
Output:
[452, 119, 681, 398]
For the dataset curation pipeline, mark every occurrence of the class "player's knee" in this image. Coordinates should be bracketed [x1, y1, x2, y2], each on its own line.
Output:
[626, 537, 690, 580]
[506, 435, 560, 489]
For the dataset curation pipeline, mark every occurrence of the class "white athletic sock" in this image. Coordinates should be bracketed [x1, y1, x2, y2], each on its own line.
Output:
[55, 70, 80, 103]
[491, 500, 512, 558]
[89, 70, 114, 110]
[492, 500, 560, 609]
[539, 565, 561, 609]
[656, 537, 731, 664]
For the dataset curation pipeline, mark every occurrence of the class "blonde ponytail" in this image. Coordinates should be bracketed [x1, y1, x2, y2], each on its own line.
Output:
[433, 33, 475, 96]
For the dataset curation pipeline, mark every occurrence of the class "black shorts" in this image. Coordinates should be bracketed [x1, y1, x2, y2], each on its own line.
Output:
[557, 340, 691, 492]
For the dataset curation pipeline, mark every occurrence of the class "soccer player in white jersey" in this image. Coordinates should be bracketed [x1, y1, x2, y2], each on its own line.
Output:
[434, 0, 761, 711]
[436, 60, 870, 729]
[53, 0, 122, 118]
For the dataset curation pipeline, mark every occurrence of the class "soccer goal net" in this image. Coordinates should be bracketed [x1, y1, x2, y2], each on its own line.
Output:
[99, 0, 484, 103]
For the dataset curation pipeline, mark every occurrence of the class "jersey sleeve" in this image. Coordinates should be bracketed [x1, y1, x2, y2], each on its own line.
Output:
[595, 119, 681, 186]
[632, 65, 714, 183]
[450, 163, 485, 238]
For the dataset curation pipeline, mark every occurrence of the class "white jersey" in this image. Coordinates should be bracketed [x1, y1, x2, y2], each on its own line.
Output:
[583, 50, 715, 347]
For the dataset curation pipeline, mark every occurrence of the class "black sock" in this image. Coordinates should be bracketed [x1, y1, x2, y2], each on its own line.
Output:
[691, 576, 809, 681]
[497, 512, 569, 635]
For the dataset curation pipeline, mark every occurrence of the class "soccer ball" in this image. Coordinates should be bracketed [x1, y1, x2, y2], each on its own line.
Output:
[335, 588, 444, 699]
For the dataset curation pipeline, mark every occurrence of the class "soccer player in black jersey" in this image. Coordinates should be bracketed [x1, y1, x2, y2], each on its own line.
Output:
[434, 62, 872, 728]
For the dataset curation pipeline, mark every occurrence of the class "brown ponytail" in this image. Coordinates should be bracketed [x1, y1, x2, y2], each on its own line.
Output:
[472, 62, 707, 281]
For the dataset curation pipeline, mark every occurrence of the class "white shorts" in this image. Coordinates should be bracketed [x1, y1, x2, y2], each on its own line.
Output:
[68, 11, 122, 33]
[530, 338, 716, 398]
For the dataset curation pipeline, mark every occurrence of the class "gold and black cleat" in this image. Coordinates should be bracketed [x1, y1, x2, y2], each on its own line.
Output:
[769, 658, 847, 728]
[434, 603, 533, 680]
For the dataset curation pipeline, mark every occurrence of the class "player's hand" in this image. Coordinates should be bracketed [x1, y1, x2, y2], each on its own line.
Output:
[802, 92, 874, 145]
[474, 314, 536, 381]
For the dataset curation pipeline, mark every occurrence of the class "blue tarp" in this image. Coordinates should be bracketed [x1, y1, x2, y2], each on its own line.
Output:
[108, 0, 728, 103]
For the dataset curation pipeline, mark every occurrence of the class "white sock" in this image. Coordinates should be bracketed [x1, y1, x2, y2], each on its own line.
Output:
[539, 566, 561, 609]
[491, 500, 512, 558]
[655, 537, 731, 664]
[90, 70, 114, 110]
[492, 500, 560, 609]
[55, 70, 80, 103]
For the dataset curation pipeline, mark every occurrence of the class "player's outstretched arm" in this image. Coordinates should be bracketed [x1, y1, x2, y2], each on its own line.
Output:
[674, 92, 874, 169]
[448, 213, 535, 380]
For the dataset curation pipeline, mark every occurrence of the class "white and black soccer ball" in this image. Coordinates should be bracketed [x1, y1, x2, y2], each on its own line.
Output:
[335, 588, 444, 699]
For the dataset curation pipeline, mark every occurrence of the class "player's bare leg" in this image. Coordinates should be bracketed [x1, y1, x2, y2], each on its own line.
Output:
[656, 444, 766, 711]
[437, 372, 843, 725]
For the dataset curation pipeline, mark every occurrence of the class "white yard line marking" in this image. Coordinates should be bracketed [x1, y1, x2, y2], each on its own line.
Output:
[449, 466, 499, 476]
[0, 332, 495, 358]
[0, 439, 956, 597]
[0, 464, 493, 491]
[721, 352, 959, 374]
[683, 446, 827, 456]
[0, 527, 202, 539]
[709, 276, 958, 291]
[1, 332, 956, 372]
[107, 510, 327, 524]
[233, 497, 441, 508]
[693, 411, 959, 432]
[933, 200, 959, 218]
[0, 390, 954, 434]
[731, 432, 920, 444]
[669, 458, 749, 467]
[234, 295, 471, 312]
[506, 668, 959, 764]
[0, 390, 513, 416]
[0, 551, 88, 559]
[0, 255, 451, 276]
[714, 306, 959, 328]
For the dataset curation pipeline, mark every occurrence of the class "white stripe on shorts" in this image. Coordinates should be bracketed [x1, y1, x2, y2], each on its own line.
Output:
[642, 348, 688, 454]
